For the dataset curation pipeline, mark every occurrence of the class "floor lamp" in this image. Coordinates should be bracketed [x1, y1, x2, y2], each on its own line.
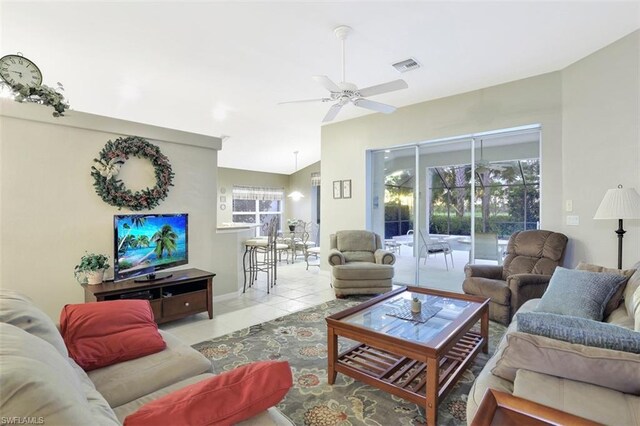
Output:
[593, 185, 640, 269]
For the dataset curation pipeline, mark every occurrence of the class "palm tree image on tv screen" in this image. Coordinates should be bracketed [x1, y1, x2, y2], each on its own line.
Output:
[115, 214, 188, 278]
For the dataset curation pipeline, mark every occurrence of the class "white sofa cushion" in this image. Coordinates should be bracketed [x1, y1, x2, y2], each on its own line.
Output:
[0, 289, 69, 356]
[514, 369, 640, 426]
[624, 264, 640, 331]
[88, 329, 212, 408]
[113, 373, 215, 421]
[0, 323, 119, 426]
[113, 374, 294, 425]
[634, 286, 640, 331]
[492, 331, 640, 395]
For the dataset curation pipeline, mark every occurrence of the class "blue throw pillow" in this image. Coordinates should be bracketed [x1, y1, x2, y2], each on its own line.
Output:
[517, 311, 640, 354]
[535, 267, 627, 321]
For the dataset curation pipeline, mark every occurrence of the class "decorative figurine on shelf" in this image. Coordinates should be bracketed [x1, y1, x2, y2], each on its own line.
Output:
[411, 296, 422, 313]
[74, 252, 110, 285]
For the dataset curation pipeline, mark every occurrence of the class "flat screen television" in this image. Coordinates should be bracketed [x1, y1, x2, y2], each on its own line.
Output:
[114, 213, 188, 282]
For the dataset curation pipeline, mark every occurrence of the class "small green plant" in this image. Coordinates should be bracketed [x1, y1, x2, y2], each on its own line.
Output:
[74, 252, 110, 283]
[287, 218, 299, 226]
[1, 81, 70, 117]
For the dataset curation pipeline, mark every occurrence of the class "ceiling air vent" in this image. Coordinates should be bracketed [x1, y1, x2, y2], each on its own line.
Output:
[392, 58, 420, 73]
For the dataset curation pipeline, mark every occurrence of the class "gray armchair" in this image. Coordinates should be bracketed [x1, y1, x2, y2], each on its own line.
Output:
[328, 230, 395, 297]
[462, 230, 568, 325]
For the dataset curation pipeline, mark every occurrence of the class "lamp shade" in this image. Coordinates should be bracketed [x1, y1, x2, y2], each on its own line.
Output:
[593, 186, 640, 220]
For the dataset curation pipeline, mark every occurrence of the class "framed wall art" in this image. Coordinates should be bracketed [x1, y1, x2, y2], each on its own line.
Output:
[342, 180, 352, 199]
[333, 180, 342, 199]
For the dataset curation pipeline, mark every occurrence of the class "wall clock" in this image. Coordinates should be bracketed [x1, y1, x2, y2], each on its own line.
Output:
[0, 53, 43, 88]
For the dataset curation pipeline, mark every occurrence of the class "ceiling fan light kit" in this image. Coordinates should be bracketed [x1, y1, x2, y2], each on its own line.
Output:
[280, 25, 408, 122]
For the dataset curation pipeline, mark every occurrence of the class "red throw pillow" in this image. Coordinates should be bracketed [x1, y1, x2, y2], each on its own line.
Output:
[123, 361, 293, 426]
[60, 300, 166, 371]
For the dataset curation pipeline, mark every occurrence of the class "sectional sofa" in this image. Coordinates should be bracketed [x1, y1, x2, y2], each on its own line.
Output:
[0, 290, 292, 425]
[466, 262, 640, 425]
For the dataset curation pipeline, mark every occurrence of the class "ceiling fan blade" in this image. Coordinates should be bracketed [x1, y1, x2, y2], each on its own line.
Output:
[353, 98, 396, 114]
[278, 98, 331, 105]
[322, 103, 344, 122]
[358, 79, 408, 97]
[313, 75, 341, 93]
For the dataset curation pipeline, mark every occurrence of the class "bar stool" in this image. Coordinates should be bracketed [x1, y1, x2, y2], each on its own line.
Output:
[242, 217, 279, 293]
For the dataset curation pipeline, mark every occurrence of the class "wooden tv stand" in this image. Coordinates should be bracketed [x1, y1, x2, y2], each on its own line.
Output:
[83, 268, 215, 324]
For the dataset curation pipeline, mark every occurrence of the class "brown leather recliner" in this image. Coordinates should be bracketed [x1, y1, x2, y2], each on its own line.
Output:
[462, 230, 568, 325]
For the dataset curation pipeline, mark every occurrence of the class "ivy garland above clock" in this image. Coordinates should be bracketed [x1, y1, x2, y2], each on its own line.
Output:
[0, 52, 69, 117]
[91, 136, 174, 211]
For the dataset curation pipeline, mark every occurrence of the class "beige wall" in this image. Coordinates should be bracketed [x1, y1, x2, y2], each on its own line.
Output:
[321, 30, 639, 270]
[561, 31, 640, 268]
[217, 167, 289, 225]
[217, 162, 321, 227]
[286, 161, 320, 224]
[0, 101, 221, 319]
[321, 72, 563, 266]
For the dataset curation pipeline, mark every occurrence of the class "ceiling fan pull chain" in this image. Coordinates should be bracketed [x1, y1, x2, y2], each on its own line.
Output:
[341, 37, 346, 83]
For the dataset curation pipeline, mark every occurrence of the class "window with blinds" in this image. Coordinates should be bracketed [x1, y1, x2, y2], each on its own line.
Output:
[232, 186, 284, 234]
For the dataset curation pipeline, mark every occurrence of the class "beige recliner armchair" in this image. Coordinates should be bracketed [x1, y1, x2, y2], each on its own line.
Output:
[462, 229, 568, 325]
[328, 230, 395, 297]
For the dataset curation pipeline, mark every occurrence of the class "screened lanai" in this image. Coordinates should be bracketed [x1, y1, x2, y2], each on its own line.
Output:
[368, 126, 541, 291]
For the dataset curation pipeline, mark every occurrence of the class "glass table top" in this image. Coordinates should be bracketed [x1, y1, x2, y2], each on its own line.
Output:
[342, 290, 476, 345]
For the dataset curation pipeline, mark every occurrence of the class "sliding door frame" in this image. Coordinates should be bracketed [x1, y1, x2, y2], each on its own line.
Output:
[367, 124, 541, 285]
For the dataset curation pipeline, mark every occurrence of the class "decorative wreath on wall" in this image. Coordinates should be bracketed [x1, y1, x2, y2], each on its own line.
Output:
[91, 136, 174, 210]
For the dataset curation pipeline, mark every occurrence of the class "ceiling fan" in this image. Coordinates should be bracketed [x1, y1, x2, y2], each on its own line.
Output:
[475, 140, 507, 173]
[279, 25, 408, 123]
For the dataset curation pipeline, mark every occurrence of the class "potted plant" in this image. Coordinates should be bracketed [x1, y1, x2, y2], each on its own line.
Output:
[287, 218, 298, 231]
[74, 253, 110, 285]
[411, 296, 422, 313]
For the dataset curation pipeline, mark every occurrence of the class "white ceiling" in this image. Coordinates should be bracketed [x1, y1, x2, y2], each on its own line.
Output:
[2, 1, 638, 174]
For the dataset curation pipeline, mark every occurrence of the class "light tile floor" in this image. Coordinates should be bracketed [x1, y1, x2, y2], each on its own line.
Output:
[160, 260, 333, 345]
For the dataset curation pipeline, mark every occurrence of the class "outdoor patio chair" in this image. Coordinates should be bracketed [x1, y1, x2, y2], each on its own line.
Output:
[418, 230, 454, 270]
[469, 232, 502, 265]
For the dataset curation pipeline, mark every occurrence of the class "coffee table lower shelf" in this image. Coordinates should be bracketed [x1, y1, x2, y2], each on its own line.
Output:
[335, 330, 484, 405]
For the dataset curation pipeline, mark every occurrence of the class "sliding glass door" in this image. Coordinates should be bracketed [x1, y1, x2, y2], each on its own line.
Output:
[370, 146, 417, 284]
[471, 133, 540, 265]
[418, 139, 472, 288]
[368, 126, 541, 291]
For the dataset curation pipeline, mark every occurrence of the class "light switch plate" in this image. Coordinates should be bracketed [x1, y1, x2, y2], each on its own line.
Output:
[566, 215, 579, 226]
[565, 200, 573, 212]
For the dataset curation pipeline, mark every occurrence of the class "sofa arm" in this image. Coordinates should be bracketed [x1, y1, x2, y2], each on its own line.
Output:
[508, 274, 552, 314]
[464, 264, 503, 279]
[374, 249, 396, 265]
[328, 249, 345, 266]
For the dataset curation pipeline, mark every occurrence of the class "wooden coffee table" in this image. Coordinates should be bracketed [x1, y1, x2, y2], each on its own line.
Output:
[326, 286, 489, 426]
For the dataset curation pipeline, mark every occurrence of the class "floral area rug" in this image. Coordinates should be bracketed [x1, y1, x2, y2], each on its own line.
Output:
[193, 297, 506, 426]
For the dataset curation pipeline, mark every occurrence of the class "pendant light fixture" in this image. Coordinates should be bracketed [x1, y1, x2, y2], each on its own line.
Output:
[287, 151, 304, 201]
